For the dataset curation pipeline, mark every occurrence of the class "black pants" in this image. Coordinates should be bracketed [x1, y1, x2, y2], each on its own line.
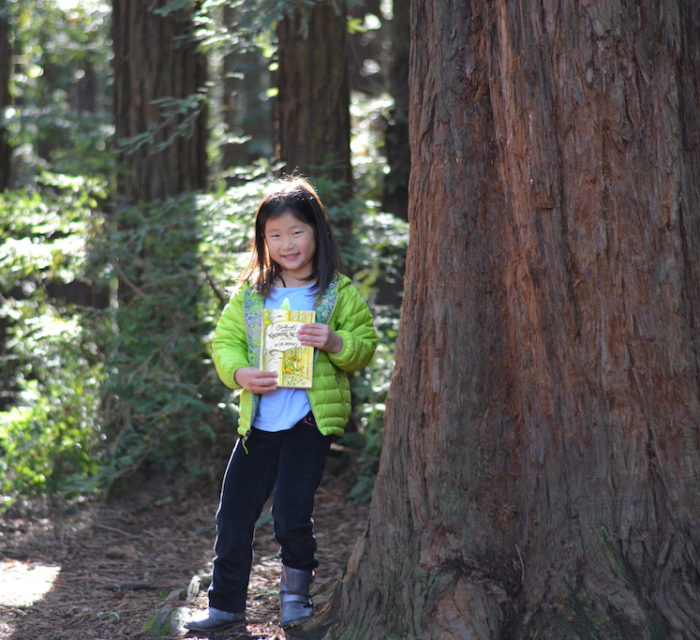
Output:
[208, 414, 332, 613]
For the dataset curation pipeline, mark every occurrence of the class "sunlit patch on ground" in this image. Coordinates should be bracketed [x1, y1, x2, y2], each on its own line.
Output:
[0, 559, 61, 606]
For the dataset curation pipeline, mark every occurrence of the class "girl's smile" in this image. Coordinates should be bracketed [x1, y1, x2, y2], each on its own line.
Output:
[264, 212, 316, 284]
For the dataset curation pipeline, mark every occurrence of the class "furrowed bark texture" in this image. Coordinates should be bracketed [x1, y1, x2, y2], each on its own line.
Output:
[111, 0, 207, 203]
[310, 1, 700, 639]
[277, 0, 352, 194]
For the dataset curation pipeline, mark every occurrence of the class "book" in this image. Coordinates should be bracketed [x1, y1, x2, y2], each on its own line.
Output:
[260, 308, 315, 388]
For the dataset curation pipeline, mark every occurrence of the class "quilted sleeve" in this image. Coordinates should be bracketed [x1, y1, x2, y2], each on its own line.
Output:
[212, 289, 250, 389]
[328, 283, 378, 372]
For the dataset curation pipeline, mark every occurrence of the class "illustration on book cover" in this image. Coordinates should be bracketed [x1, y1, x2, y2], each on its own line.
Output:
[261, 308, 315, 388]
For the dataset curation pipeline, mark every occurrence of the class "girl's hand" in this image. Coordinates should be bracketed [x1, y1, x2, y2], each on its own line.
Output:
[234, 367, 278, 394]
[298, 323, 343, 354]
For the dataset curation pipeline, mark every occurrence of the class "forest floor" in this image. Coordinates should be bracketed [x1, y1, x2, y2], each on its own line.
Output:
[0, 450, 370, 640]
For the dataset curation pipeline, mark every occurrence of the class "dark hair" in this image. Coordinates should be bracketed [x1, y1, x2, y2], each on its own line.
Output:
[242, 177, 343, 298]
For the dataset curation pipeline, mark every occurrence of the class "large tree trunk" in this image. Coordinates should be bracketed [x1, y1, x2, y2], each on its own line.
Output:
[0, 0, 11, 191]
[305, 1, 700, 638]
[105, 0, 212, 480]
[111, 0, 208, 304]
[111, 0, 208, 203]
[276, 0, 352, 196]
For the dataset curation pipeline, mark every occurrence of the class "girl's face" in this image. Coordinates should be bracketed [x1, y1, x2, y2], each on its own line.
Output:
[264, 211, 316, 283]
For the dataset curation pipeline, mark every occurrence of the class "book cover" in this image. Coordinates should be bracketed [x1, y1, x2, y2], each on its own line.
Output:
[260, 308, 315, 388]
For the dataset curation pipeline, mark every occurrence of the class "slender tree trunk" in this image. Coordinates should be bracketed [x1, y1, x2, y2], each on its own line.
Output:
[276, 0, 352, 196]
[346, 0, 384, 95]
[0, 1, 12, 407]
[302, 2, 700, 639]
[0, 0, 12, 190]
[220, 6, 273, 173]
[382, 0, 410, 221]
[111, 0, 208, 203]
[76, 59, 97, 114]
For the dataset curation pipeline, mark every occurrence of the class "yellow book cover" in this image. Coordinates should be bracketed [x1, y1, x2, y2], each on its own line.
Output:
[260, 308, 315, 388]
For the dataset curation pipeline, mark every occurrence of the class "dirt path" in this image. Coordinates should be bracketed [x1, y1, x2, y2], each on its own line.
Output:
[0, 453, 369, 640]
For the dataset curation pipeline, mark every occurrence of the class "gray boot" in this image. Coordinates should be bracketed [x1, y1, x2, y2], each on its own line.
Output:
[280, 565, 314, 627]
[183, 607, 246, 633]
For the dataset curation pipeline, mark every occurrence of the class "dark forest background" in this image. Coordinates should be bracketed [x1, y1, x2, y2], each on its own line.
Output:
[0, 0, 407, 505]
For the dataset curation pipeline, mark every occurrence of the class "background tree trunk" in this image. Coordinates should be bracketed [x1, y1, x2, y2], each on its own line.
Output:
[276, 0, 352, 197]
[111, 0, 208, 307]
[75, 59, 97, 114]
[220, 5, 273, 174]
[346, 0, 384, 96]
[111, 0, 208, 203]
[0, 0, 12, 191]
[0, 1, 12, 409]
[306, 1, 700, 638]
[382, 0, 410, 220]
[106, 0, 212, 475]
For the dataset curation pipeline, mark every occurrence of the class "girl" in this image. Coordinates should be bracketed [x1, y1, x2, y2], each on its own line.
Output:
[185, 177, 377, 633]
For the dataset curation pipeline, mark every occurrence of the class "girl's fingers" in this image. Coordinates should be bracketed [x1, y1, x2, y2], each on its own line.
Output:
[298, 324, 329, 342]
[252, 373, 278, 393]
[236, 367, 278, 393]
[297, 324, 341, 353]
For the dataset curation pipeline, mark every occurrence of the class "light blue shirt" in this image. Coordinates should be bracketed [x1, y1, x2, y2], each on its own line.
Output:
[253, 283, 316, 432]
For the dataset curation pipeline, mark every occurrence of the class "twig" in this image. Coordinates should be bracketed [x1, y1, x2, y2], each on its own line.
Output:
[111, 259, 146, 299]
[24, 600, 93, 610]
[93, 524, 139, 539]
[197, 256, 227, 306]
[103, 583, 157, 591]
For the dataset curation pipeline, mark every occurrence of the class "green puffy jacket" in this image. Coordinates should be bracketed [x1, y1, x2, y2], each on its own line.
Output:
[212, 273, 378, 438]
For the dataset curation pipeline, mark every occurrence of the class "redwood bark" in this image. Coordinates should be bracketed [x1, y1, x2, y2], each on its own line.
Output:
[304, 1, 700, 638]
[111, 0, 207, 203]
[276, 0, 351, 195]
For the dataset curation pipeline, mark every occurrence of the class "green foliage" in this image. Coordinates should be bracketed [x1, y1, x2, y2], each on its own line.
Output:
[341, 294, 401, 504]
[337, 94, 409, 502]
[91, 168, 277, 489]
[351, 93, 394, 201]
[95, 195, 219, 486]
[118, 94, 207, 156]
[6, 0, 113, 185]
[196, 163, 272, 290]
[0, 2, 405, 507]
[142, 605, 181, 636]
[0, 162, 406, 508]
[0, 173, 109, 502]
[196, 0, 276, 53]
[0, 316, 104, 500]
